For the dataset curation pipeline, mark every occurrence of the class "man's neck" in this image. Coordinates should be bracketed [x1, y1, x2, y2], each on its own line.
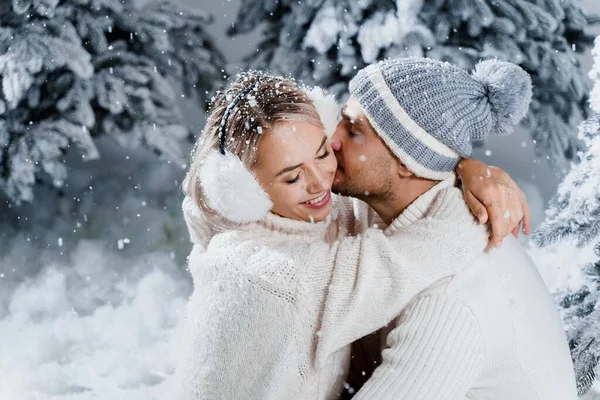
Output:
[365, 179, 438, 225]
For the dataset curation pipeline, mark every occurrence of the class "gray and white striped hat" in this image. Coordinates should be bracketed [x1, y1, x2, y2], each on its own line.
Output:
[349, 57, 532, 180]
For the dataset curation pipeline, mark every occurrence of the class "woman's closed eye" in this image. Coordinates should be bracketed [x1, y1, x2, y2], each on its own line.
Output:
[285, 173, 301, 184]
[316, 149, 329, 160]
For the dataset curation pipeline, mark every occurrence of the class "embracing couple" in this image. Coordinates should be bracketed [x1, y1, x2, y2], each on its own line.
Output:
[175, 57, 577, 399]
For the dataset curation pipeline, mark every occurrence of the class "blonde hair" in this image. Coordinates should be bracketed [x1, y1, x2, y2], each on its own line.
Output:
[182, 72, 323, 234]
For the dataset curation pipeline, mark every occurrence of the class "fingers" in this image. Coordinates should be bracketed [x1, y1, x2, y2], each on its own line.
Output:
[484, 185, 508, 249]
[487, 186, 528, 250]
[520, 189, 531, 235]
[511, 225, 520, 238]
[462, 164, 532, 248]
[463, 190, 488, 224]
[486, 202, 507, 250]
[505, 186, 523, 239]
[487, 166, 531, 239]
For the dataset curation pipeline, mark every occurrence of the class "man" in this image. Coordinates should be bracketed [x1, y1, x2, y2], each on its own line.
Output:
[329, 57, 577, 399]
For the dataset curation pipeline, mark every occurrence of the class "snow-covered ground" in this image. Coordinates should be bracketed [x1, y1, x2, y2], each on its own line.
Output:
[0, 138, 193, 399]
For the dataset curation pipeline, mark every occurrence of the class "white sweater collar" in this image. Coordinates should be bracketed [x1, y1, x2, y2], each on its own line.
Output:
[182, 196, 333, 248]
[384, 174, 457, 236]
[245, 211, 333, 239]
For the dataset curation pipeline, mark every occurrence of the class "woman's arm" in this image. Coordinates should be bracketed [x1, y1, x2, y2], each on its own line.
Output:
[301, 189, 487, 369]
[457, 158, 530, 249]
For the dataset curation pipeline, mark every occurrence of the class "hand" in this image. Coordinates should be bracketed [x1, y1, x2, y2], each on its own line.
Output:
[456, 159, 530, 250]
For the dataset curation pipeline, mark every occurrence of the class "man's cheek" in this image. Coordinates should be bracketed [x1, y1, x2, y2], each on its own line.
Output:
[351, 135, 366, 145]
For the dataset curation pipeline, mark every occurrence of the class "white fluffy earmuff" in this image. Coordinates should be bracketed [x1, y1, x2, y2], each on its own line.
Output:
[198, 148, 273, 224]
[305, 86, 341, 138]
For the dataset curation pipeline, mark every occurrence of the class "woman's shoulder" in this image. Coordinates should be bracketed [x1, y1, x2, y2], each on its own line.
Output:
[198, 231, 310, 298]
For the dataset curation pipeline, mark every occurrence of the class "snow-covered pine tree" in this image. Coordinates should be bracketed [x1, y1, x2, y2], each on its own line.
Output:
[231, 0, 594, 169]
[0, 0, 225, 204]
[533, 35, 600, 397]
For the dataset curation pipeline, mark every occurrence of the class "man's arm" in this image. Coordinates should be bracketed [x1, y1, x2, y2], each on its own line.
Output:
[352, 292, 484, 400]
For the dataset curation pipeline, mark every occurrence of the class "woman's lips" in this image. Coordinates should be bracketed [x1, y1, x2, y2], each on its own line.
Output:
[301, 190, 331, 209]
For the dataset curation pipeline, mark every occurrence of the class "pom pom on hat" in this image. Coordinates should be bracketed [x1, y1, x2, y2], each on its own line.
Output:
[198, 149, 272, 223]
[471, 59, 533, 138]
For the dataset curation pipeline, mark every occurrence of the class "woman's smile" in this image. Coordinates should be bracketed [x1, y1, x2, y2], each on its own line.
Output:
[300, 189, 331, 209]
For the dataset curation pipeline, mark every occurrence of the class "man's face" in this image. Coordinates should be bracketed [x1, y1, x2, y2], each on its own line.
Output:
[330, 96, 396, 201]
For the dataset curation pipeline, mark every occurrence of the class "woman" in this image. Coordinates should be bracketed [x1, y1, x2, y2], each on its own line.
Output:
[175, 70, 527, 399]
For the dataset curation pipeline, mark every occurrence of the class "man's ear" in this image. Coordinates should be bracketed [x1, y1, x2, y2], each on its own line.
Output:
[396, 160, 414, 178]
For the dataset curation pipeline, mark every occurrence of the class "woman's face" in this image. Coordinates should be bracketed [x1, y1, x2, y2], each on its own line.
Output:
[254, 120, 337, 223]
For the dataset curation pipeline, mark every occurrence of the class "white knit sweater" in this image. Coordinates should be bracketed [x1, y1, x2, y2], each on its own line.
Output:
[352, 188, 578, 399]
[175, 177, 487, 400]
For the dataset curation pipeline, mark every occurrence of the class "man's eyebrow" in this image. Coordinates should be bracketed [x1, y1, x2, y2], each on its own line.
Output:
[342, 106, 365, 129]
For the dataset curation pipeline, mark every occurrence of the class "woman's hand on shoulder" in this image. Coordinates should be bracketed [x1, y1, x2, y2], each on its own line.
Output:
[456, 158, 530, 250]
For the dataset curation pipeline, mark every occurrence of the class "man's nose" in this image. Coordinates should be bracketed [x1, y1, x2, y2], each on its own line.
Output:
[330, 139, 341, 152]
[329, 125, 343, 151]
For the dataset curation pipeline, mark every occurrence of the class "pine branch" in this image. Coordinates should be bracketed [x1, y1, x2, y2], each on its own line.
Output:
[0, 0, 225, 204]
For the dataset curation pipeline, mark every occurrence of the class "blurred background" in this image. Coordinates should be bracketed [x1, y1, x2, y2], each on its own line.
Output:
[1, 0, 600, 399]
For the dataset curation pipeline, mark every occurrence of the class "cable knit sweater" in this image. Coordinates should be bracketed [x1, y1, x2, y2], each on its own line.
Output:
[175, 177, 487, 400]
[352, 188, 578, 399]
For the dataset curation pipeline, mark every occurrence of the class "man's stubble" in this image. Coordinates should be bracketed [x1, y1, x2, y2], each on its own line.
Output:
[332, 153, 397, 204]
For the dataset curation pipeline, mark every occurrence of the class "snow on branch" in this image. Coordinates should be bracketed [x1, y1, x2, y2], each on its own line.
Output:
[0, 0, 225, 204]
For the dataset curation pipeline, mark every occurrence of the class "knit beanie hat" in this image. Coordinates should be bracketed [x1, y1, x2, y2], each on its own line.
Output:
[349, 57, 533, 180]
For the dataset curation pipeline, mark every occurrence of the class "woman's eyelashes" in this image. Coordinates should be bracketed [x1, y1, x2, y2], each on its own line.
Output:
[285, 173, 301, 184]
[317, 150, 329, 159]
[284, 151, 329, 184]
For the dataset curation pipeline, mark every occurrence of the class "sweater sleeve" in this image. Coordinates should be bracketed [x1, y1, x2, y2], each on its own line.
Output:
[353, 293, 484, 400]
[175, 259, 302, 400]
[303, 200, 485, 368]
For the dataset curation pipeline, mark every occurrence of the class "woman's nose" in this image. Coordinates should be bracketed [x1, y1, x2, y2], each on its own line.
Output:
[306, 166, 328, 194]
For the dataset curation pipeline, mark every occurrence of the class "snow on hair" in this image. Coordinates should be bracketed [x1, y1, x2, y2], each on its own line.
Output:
[182, 73, 323, 231]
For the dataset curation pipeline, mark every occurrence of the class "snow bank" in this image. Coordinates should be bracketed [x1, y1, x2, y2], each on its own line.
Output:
[0, 243, 190, 400]
[0, 138, 193, 400]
